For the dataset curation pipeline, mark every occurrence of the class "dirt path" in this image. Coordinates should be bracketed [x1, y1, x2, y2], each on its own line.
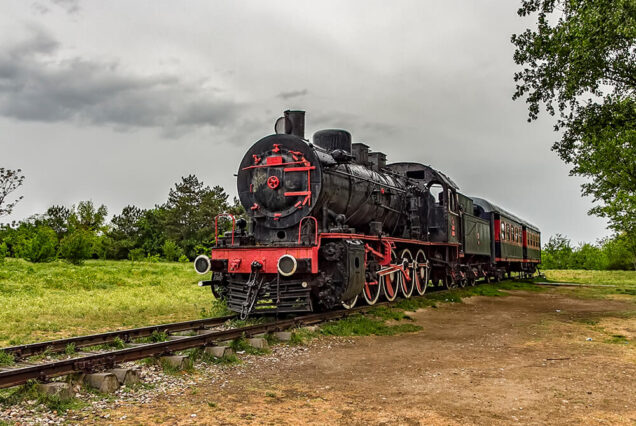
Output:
[108, 290, 635, 425]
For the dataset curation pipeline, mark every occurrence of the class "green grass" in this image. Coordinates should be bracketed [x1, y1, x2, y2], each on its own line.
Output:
[0, 258, 228, 346]
[320, 314, 422, 336]
[606, 334, 630, 345]
[542, 270, 636, 287]
[0, 350, 15, 367]
[538, 270, 636, 299]
[0, 380, 86, 413]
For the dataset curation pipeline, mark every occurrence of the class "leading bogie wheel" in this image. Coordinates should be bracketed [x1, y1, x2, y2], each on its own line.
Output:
[342, 295, 358, 309]
[414, 249, 429, 296]
[381, 249, 399, 302]
[399, 248, 415, 299]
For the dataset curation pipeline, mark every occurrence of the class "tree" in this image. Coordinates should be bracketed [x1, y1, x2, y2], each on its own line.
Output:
[58, 230, 94, 265]
[0, 168, 25, 217]
[44, 205, 72, 239]
[106, 205, 146, 259]
[541, 234, 574, 269]
[12, 223, 58, 263]
[163, 175, 233, 258]
[512, 0, 636, 266]
[69, 201, 108, 232]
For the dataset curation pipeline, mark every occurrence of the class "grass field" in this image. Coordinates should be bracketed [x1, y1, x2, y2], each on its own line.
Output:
[0, 258, 634, 347]
[0, 258, 226, 346]
[542, 269, 636, 287]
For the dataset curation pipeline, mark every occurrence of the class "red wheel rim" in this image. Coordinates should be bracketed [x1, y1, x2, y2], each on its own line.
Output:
[385, 274, 395, 298]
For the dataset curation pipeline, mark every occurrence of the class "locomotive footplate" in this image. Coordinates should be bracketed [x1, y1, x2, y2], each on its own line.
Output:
[226, 275, 313, 315]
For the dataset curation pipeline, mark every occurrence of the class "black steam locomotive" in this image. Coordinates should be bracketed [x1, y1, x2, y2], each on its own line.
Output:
[194, 111, 541, 317]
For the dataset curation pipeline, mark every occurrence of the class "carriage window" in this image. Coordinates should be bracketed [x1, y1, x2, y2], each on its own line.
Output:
[506, 224, 510, 240]
[500, 222, 505, 240]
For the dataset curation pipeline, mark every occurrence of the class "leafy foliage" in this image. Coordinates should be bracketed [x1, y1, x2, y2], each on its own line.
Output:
[58, 230, 95, 265]
[12, 224, 58, 263]
[541, 233, 635, 270]
[0, 168, 25, 217]
[162, 239, 184, 262]
[512, 0, 635, 260]
[0, 174, 245, 263]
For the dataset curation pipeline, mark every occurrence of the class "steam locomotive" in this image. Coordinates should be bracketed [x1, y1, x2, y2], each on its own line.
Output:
[194, 110, 541, 318]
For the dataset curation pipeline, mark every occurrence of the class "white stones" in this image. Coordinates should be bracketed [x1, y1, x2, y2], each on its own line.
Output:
[272, 331, 292, 341]
[38, 383, 72, 400]
[109, 368, 140, 386]
[83, 373, 120, 393]
[246, 338, 269, 350]
[204, 346, 234, 358]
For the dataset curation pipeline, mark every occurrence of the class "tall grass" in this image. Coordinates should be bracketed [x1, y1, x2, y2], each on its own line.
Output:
[0, 258, 227, 346]
[542, 270, 636, 287]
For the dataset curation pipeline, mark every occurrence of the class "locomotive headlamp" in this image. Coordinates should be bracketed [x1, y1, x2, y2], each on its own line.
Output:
[277, 254, 297, 277]
[194, 255, 212, 275]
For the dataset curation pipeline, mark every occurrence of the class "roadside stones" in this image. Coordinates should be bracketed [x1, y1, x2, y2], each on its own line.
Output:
[83, 373, 120, 393]
[160, 355, 188, 370]
[38, 383, 72, 400]
[204, 346, 234, 358]
[247, 338, 269, 350]
[272, 331, 292, 342]
[109, 368, 140, 386]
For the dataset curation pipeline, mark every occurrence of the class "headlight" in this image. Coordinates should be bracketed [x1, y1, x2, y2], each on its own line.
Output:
[277, 254, 297, 276]
[194, 255, 211, 275]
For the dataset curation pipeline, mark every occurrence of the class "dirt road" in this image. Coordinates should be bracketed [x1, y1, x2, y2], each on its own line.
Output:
[109, 290, 635, 425]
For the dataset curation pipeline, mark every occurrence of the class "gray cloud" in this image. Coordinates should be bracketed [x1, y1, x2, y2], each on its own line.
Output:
[0, 28, 241, 136]
[277, 89, 308, 99]
[51, 0, 80, 14]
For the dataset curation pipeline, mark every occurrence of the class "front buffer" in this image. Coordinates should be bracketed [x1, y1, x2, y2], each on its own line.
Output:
[196, 238, 365, 318]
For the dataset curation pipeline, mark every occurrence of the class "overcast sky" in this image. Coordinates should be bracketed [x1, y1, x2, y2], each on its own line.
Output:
[1, 0, 610, 243]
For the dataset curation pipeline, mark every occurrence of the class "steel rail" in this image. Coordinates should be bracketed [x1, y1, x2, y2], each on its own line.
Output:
[0, 315, 237, 360]
[0, 306, 373, 389]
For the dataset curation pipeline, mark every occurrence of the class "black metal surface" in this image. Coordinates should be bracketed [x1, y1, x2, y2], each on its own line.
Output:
[0, 315, 236, 360]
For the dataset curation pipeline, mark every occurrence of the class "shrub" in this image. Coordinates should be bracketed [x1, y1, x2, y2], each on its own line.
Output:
[162, 239, 184, 262]
[0, 242, 7, 263]
[128, 248, 145, 261]
[58, 230, 94, 265]
[178, 254, 189, 263]
[13, 225, 58, 263]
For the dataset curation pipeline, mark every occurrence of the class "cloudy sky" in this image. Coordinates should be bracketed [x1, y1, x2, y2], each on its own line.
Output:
[1, 0, 610, 243]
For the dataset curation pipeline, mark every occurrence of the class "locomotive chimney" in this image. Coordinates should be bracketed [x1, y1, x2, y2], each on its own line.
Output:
[284, 110, 305, 139]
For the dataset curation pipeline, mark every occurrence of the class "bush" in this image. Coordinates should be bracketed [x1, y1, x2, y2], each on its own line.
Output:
[162, 239, 184, 262]
[58, 230, 94, 265]
[128, 248, 145, 261]
[13, 225, 58, 263]
[0, 242, 7, 262]
[178, 254, 189, 263]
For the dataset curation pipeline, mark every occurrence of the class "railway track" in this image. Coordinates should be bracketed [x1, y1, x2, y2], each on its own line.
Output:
[0, 304, 382, 390]
[1, 278, 521, 391]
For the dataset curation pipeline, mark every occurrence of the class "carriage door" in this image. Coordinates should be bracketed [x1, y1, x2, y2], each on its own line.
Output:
[447, 188, 460, 244]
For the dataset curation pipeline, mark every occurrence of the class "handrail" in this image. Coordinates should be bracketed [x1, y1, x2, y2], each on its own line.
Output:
[214, 213, 236, 246]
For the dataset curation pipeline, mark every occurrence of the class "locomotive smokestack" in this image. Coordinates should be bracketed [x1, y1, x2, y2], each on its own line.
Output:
[284, 110, 305, 139]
